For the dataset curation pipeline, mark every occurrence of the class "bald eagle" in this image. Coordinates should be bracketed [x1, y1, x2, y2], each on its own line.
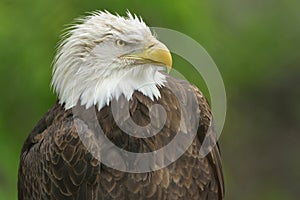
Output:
[18, 11, 224, 200]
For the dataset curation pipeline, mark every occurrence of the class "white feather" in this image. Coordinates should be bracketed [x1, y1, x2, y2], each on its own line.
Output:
[52, 11, 166, 110]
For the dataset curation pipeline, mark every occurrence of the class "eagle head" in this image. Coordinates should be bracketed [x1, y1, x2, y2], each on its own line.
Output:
[51, 11, 172, 110]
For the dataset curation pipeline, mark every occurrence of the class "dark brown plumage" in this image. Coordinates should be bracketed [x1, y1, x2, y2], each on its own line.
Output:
[18, 75, 224, 200]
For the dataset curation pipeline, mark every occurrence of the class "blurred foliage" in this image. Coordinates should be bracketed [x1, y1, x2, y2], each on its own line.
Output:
[0, 0, 299, 199]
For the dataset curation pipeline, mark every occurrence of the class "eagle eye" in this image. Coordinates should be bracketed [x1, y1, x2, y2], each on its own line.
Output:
[116, 39, 126, 47]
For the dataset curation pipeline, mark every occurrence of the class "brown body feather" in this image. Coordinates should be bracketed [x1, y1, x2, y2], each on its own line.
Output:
[18, 75, 224, 200]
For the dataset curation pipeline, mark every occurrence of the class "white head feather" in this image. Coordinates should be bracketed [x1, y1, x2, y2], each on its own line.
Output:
[51, 11, 169, 110]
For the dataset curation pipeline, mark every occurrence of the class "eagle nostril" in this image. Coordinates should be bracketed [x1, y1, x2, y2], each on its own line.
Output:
[148, 44, 155, 49]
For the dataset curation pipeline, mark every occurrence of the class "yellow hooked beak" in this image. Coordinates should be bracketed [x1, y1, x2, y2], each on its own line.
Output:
[121, 41, 172, 72]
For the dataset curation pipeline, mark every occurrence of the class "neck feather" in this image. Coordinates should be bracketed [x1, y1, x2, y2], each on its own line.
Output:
[52, 65, 166, 110]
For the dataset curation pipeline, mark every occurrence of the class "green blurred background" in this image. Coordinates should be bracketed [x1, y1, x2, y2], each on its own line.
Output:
[0, 0, 299, 199]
